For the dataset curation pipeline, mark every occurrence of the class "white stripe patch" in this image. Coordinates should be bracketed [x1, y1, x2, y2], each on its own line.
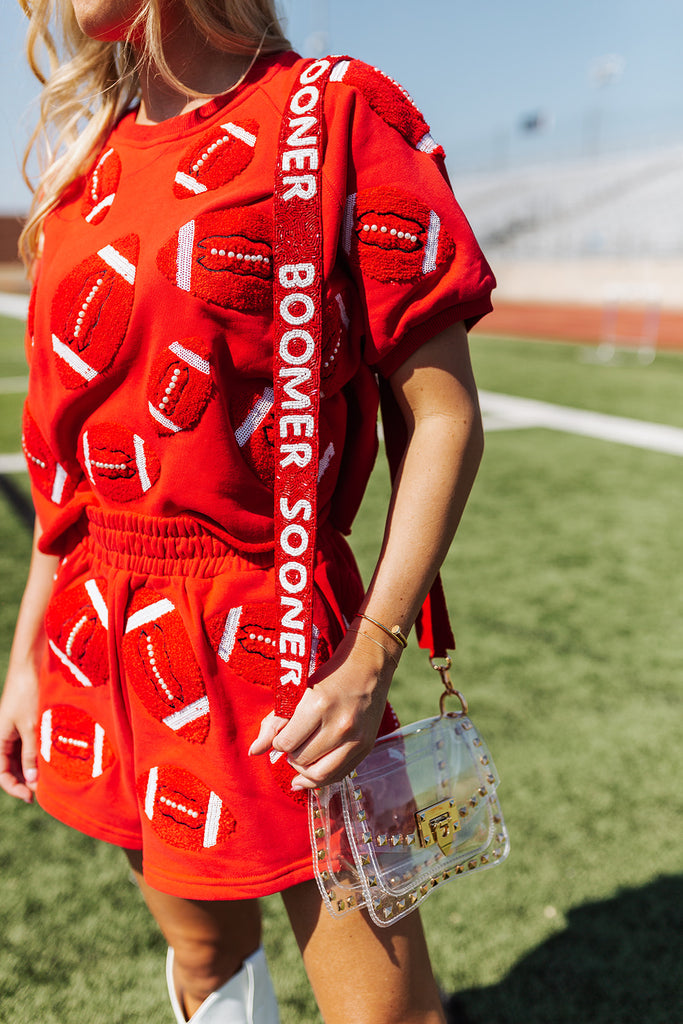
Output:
[84, 579, 109, 630]
[218, 606, 242, 661]
[203, 792, 222, 848]
[98, 244, 136, 285]
[422, 210, 440, 275]
[342, 194, 356, 254]
[148, 401, 181, 433]
[52, 336, 98, 382]
[308, 623, 321, 675]
[97, 147, 115, 168]
[335, 292, 350, 330]
[163, 696, 210, 732]
[145, 767, 158, 820]
[48, 638, 93, 687]
[235, 388, 274, 446]
[330, 59, 350, 82]
[85, 194, 115, 223]
[82, 431, 94, 485]
[222, 122, 257, 147]
[176, 221, 195, 292]
[125, 599, 175, 633]
[40, 709, 52, 762]
[317, 441, 334, 482]
[92, 724, 105, 777]
[169, 340, 211, 375]
[416, 132, 439, 154]
[133, 434, 151, 492]
[51, 463, 67, 504]
[174, 171, 207, 195]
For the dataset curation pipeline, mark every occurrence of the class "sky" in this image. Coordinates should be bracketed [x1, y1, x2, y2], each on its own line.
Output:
[1, 0, 681, 213]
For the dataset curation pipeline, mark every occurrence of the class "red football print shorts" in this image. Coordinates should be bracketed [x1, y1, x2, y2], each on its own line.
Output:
[35, 508, 367, 900]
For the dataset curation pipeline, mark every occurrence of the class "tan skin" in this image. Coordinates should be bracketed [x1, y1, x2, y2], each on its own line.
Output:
[0, 4, 485, 1020]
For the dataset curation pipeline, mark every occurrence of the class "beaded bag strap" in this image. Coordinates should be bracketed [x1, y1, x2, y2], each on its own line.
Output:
[272, 57, 342, 718]
[273, 56, 455, 720]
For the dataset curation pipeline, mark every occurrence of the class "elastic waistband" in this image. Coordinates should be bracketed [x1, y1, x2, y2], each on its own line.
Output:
[84, 508, 273, 578]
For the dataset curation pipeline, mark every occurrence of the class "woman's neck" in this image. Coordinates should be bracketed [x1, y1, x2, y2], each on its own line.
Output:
[135, 17, 254, 124]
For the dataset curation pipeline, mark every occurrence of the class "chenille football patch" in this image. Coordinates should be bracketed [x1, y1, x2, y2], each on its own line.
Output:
[40, 705, 115, 782]
[50, 234, 139, 389]
[173, 119, 258, 198]
[330, 59, 444, 157]
[230, 381, 337, 488]
[139, 765, 236, 850]
[147, 338, 214, 436]
[321, 291, 351, 388]
[122, 590, 210, 744]
[22, 405, 79, 507]
[157, 209, 273, 312]
[342, 186, 455, 284]
[81, 147, 121, 224]
[81, 422, 160, 503]
[231, 385, 275, 486]
[45, 578, 110, 689]
[207, 606, 331, 694]
[207, 602, 279, 689]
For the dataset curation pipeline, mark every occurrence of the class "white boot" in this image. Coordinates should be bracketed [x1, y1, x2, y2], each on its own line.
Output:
[166, 946, 280, 1024]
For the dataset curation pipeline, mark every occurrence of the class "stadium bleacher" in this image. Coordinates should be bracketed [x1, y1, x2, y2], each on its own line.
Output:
[455, 143, 683, 261]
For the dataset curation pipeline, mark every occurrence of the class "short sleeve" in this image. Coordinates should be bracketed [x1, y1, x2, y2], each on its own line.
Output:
[330, 60, 495, 377]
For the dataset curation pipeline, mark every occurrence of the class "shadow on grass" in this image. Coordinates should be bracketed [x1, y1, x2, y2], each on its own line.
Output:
[445, 875, 683, 1024]
[0, 473, 34, 531]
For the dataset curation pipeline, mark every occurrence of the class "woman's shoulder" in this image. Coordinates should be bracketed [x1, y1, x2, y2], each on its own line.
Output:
[268, 53, 443, 159]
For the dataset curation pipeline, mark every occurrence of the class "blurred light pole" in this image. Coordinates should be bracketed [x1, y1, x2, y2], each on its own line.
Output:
[584, 54, 625, 158]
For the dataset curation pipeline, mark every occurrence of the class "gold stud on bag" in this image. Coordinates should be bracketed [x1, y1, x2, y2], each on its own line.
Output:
[309, 658, 510, 927]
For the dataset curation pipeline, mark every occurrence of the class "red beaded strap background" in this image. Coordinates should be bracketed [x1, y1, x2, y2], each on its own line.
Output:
[273, 58, 340, 717]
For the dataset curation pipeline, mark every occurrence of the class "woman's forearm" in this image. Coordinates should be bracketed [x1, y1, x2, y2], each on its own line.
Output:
[359, 320, 483, 639]
[7, 518, 59, 674]
[1, 518, 59, 801]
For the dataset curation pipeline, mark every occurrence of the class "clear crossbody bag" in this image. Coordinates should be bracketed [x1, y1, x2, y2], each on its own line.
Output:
[309, 665, 510, 927]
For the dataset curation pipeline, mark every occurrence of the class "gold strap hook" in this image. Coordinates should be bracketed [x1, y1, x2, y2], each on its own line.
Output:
[430, 656, 468, 718]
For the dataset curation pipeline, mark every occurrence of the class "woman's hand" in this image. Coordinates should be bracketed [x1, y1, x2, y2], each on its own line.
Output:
[249, 628, 397, 789]
[0, 518, 58, 803]
[0, 662, 40, 803]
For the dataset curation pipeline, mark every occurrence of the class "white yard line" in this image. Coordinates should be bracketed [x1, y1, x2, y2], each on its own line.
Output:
[0, 376, 29, 394]
[0, 292, 29, 320]
[0, 454, 27, 473]
[480, 391, 683, 457]
[1, 389, 682, 475]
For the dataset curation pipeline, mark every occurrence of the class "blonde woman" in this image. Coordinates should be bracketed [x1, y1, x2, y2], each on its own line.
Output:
[1, 1, 494, 1021]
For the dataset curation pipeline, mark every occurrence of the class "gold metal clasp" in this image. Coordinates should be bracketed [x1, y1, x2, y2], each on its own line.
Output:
[430, 656, 468, 718]
[415, 798, 461, 855]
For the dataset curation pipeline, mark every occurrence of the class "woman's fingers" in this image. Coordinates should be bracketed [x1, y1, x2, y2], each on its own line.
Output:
[21, 730, 38, 793]
[289, 741, 369, 790]
[0, 731, 35, 803]
[247, 711, 288, 756]
[271, 690, 325, 758]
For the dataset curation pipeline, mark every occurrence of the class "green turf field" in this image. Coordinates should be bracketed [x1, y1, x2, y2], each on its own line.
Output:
[1, 314, 681, 1023]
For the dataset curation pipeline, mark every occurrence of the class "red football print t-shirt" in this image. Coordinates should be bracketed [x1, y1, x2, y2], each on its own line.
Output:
[24, 51, 494, 556]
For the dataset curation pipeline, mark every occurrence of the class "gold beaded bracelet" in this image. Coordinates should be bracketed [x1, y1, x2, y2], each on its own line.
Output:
[355, 613, 408, 650]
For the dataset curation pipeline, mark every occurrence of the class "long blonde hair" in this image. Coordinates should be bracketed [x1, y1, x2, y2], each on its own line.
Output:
[19, 0, 290, 268]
